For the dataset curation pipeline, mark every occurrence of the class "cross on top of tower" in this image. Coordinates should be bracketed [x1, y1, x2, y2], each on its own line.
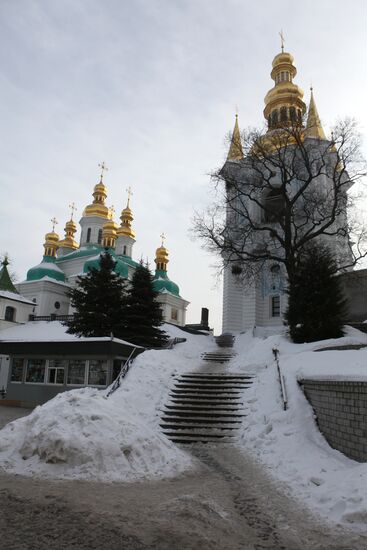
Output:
[69, 202, 77, 220]
[98, 161, 108, 182]
[279, 30, 285, 53]
[160, 232, 166, 247]
[126, 186, 133, 207]
[51, 217, 58, 232]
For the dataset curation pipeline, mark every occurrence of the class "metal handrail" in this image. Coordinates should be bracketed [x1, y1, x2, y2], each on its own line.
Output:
[272, 348, 288, 411]
[106, 347, 137, 397]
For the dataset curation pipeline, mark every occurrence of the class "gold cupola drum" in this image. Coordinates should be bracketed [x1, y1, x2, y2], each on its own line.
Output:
[116, 187, 136, 257]
[58, 202, 79, 253]
[263, 36, 306, 131]
[102, 207, 119, 249]
[83, 162, 110, 219]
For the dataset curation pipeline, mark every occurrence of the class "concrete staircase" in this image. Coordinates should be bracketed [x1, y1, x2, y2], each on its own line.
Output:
[160, 371, 253, 444]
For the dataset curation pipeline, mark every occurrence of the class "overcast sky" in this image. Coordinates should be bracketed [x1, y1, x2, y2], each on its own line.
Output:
[1, 0, 367, 334]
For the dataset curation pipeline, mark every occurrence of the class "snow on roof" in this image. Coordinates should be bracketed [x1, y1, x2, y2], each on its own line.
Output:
[0, 290, 35, 305]
[0, 321, 143, 347]
[18, 276, 70, 286]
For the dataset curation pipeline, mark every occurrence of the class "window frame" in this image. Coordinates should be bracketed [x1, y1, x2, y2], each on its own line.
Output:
[271, 295, 281, 318]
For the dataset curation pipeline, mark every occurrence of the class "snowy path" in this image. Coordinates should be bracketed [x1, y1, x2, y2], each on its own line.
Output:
[0, 444, 365, 549]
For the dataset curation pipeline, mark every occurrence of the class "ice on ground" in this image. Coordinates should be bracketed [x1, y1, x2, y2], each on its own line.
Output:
[0, 324, 214, 482]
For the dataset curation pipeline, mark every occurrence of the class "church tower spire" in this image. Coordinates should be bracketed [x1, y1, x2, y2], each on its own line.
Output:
[304, 88, 326, 140]
[264, 44, 306, 131]
[116, 187, 136, 258]
[227, 114, 244, 161]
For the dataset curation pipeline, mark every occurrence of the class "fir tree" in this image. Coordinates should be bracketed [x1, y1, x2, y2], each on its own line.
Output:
[66, 251, 128, 338]
[285, 245, 347, 343]
[124, 263, 168, 348]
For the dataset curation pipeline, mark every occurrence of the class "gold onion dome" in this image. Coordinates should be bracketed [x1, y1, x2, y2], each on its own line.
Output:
[83, 178, 109, 218]
[102, 209, 119, 248]
[117, 190, 135, 239]
[264, 49, 306, 131]
[59, 218, 78, 250]
[43, 219, 60, 258]
[155, 237, 169, 272]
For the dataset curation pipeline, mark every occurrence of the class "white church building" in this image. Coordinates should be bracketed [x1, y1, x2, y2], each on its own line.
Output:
[15, 169, 189, 327]
[221, 47, 353, 334]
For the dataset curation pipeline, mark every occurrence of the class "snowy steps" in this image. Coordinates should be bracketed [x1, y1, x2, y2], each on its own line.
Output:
[160, 372, 253, 444]
[201, 351, 236, 363]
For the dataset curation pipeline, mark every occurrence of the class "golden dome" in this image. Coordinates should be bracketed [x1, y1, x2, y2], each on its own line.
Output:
[155, 234, 169, 271]
[117, 190, 135, 239]
[83, 179, 109, 219]
[43, 229, 59, 258]
[102, 217, 119, 249]
[264, 49, 306, 131]
[58, 217, 79, 250]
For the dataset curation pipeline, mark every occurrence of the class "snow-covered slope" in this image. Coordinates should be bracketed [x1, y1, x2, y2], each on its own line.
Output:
[0, 325, 215, 482]
[230, 327, 367, 526]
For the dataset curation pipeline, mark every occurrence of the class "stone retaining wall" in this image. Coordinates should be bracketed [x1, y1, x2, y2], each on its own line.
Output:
[300, 379, 367, 462]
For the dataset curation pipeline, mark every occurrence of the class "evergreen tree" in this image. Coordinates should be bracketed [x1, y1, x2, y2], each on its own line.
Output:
[285, 245, 347, 343]
[124, 263, 168, 348]
[66, 251, 128, 338]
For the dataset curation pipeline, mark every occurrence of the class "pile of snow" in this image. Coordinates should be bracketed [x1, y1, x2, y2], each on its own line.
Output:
[231, 326, 367, 526]
[0, 325, 214, 482]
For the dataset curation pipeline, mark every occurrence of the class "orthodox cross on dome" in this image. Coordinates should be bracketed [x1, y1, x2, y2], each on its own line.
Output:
[279, 30, 285, 53]
[98, 161, 108, 182]
[160, 232, 166, 247]
[69, 202, 77, 220]
[126, 186, 133, 207]
[51, 217, 58, 232]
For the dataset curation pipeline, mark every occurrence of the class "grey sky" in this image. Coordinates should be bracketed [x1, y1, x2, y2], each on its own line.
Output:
[1, 0, 367, 333]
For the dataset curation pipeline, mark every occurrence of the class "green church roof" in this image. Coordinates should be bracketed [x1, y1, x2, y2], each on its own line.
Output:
[56, 245, 103, 263]
[152, 270, 180, 296]
[83, 251, 129, 278]
[0, 258, 18, 293]
[27, 256, 66, 282]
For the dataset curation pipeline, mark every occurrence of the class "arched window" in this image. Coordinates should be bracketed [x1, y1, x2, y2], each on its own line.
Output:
[86, 228, 91, 243]
[5, 306, 15, 322]
[123, 245, 127, 255]
[289, 107, 296, 121]
[264, 189, 285, 223]
[98, 229, 102, 244]
[280, 107, 287, 122]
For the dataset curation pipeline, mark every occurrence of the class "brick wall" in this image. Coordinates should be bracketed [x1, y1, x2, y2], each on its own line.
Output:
[300, 379, 367, 462]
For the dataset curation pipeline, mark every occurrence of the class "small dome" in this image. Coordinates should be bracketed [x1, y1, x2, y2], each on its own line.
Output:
[272, 51, 294, 68]
[83, 180, 109, 219]
[65, 219, 77, 232]
[27, 257, 65, 282]
[152, 273, 180, 296]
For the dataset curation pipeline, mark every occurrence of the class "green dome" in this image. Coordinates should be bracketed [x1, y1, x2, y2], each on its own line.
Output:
[153, 270, 180, 296]
[56, 245, 103, 264]
[27, 256, 66, 282]
[83, 252, 129, 278]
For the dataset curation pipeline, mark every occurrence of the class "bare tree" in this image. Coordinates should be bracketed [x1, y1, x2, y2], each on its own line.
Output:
[194, 119, 367, 287]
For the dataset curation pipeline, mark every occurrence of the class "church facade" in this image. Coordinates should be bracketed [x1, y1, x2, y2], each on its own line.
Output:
[221, 47, 353, 334]
[16, 169, 189, 327]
